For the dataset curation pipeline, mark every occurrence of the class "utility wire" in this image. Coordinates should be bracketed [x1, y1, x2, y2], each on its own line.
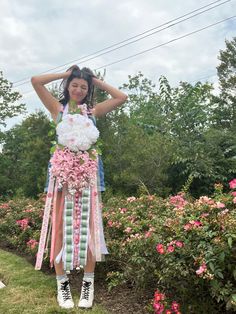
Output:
[94, 15, 236, 70]
[17, 15, 236, 98]
[12, 0, 230, 87]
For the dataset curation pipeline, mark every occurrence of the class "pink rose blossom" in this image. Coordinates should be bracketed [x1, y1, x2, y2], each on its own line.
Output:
[16, 218, 29, 231]
[0, 203, 10, 209]
[197, 196, 215, 205]
[107, 220, 113, 227]
[145, 231, 152, 238]
[233, 197, 236, 204]
[229, 178, 236, 189]
[171, 301, 180, 311]
[27, 239, 38, 250]
[175, 241, 184, 248]
[196, 262, 207, 275]
[169, 194, 187, 209]
[124, 227, 132, 233]
[231, 191, 236, 197]
[167, 245, 175, 253]
[153, 302, 164, 313]
[216, 202, 225, 208]
[156, 243, 165, 254]
[127, 196, 136, 203]
[154, 290, 165, 301]
[200, 212, 209, 218]
[194, 220, 202, 227]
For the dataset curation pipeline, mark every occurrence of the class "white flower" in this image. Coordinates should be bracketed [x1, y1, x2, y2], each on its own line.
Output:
[56, 114, 99, 151]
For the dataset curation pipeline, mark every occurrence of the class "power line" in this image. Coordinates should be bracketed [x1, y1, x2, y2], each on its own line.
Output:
[18, 15, 236, 98]
[13, 0, 230, 87]
[94, 15, 236, 70]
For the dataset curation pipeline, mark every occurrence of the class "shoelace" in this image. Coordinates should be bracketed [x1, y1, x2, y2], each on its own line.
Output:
[81, 281, 92, 300]
[60, 280, 72, 301]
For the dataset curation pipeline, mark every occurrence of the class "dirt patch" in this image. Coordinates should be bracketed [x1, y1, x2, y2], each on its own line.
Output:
[69, 270, 149, 314]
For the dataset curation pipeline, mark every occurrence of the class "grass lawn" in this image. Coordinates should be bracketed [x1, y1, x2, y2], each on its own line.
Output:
[0, 249, 108, 314]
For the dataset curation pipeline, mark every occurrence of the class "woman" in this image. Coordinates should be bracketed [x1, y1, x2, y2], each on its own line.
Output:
[31, 65, 127, 309]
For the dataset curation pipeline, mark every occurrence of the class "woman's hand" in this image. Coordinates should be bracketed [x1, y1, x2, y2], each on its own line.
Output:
[92, 77, 104, 88]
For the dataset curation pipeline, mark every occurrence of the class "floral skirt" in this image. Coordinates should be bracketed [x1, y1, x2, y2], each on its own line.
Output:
[35, 171, 108, 271]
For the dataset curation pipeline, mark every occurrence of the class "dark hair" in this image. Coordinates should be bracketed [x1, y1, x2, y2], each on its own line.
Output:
[59, 65, 95, 108]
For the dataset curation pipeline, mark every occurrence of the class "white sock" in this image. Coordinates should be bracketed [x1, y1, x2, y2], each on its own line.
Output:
[56, 274, 68, 283]
[83, 272, 94, 282]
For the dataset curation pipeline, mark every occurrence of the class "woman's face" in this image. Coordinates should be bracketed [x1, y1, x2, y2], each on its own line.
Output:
[68, 78, 89, 103]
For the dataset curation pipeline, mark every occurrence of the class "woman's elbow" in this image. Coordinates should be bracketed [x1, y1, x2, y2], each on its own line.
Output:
[31, 76, 36, 85]
[31, 76, 40, 86]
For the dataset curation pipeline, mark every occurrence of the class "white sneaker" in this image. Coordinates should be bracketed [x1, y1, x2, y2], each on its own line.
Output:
[57, 279, 74, 309]
[78, 280, 94, 308]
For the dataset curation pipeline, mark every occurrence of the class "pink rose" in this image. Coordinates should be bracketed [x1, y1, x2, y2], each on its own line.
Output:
[154, 290, 165, 301]
[145, 231, 152, 238]
[184, 223, 192, 231]
[169, 195, 187, 209]
[153, 302, 164, 313]
[216, 202, 225, 208]
[127, 196, 136, 203]
[196, 263, 207, 275]
[171, 301, 180, 311]
[167, 245, 175, 253]
[107, 220, 113, 227]
[27, 239, 38, 250]
[229, 179, 236, 189]
[156, 243, 165, 254]
[175, 241, 184, 248]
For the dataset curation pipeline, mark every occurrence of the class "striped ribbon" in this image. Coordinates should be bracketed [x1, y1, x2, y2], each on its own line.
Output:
[79, 188, 91, 266]
[63, 193, 74, 271]
[93, 174, 102, 261]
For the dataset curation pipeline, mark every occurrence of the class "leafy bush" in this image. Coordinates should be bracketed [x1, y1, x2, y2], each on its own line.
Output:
[0, 195, 44, 256]
[0, 181, 236, 313]
[103, 181, 236, 313]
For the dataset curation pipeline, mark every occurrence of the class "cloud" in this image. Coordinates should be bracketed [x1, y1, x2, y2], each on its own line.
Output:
[0, 0, 235, 129]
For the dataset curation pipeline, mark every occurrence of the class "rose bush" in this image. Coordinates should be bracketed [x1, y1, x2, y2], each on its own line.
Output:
[0, 180, 236, 313]
[103, 181, 236, 313]
[0, 195, 44, 256]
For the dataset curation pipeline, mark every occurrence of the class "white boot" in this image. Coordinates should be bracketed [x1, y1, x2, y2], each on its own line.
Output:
[57, 279, 74, 309]
[78, 279, 94, 308]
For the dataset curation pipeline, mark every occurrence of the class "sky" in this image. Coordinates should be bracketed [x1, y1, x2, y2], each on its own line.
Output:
[0, 0, 236, 130]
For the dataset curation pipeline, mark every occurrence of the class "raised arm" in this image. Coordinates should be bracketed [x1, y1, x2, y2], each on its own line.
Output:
[92, 78, 128, 117]
[31, 72, 70, 122]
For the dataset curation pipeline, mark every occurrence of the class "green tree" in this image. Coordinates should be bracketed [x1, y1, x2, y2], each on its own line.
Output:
[0, 111, 51, 198]
[0, 71, 26, 127]
[213, 37, 236, 129]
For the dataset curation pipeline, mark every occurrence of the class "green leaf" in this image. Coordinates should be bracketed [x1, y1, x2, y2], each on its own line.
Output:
[232, 294, 236, 302]
[50, 146, 56, 154]
[209, 262, 214, 272]
[217, 271, 224, 279]
[219, 252, 225, 263]
[48, 129, 55, 136]
[228, 237, 233, 248]
[233, 269, 236, 280]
